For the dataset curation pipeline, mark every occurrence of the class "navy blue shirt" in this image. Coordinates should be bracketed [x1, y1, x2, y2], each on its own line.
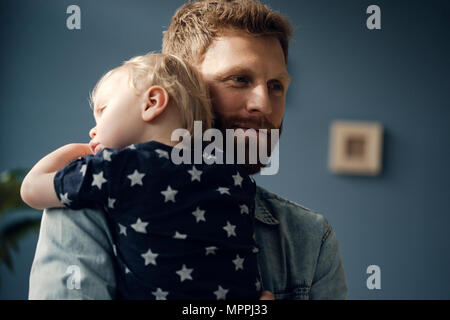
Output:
[54, 140, 261, 300]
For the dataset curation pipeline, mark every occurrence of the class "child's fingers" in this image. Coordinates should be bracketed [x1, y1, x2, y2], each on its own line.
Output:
[64, 143, 94, 157]
[76, 143, 94, 155]
[80, 143, 95, 155]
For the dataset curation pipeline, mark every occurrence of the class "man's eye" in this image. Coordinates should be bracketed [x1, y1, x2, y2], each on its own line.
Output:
[268, 82, 284, 93]
[233, 76, 248, 82]
[227, 76, 250, 86]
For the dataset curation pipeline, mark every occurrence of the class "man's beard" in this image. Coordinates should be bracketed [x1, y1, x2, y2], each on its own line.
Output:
[214, 114, 283, 175]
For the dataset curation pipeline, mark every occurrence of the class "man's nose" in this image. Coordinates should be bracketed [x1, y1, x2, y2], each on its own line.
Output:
[89, 127, 97, 139]
[246, 85, 272, 116]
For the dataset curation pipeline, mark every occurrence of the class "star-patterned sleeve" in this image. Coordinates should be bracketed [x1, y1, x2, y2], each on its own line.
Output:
[53, 146, 139, 211]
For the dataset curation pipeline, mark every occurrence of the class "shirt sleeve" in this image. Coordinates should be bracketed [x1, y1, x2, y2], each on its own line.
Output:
[28, 207, 117, 300]
[53, 148, 135, 211]
[310, 219, 348, 300]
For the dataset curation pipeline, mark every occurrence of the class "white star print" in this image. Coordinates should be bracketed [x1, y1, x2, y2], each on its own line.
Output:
[214, 285, 229, 300]
[152, 288, 169, 300]
[240, 204, 249, 214]
[155, 149, 169, 159]
[108, 197, 116, 209]
[205, 246, 218, 256]
[232, 254, 245, 271]
[161, 185, 178, 203]
[59, 193, 72, 206]
[103, 150, 112, 161]
[127, 144, 136, 150]
[187, 166, 202, 182]
[192, 207, 206, 223]
[173, 231, 187, 239]
[252, 246, 259, 253]
[141, 248, 158, 266]
[127, 170, 145, 186]
[176, 264, 193, 282]
[118, 223, 127, 236]
[91, 171, 107, 190]
[203, 152, 216, 161]
[131, 218, 148, 234]
[125, 267, 131, 274]
[223, 221, 237, 237]
[232, 172, 243, 187]
[217, 187, 230, 195]
[80, 164, 87, 177]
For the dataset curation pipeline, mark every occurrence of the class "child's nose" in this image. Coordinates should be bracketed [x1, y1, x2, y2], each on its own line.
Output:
[89, 128, 97, 139]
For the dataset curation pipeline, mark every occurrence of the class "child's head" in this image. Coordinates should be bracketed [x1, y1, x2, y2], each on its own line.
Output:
[88, 53, 213, 153]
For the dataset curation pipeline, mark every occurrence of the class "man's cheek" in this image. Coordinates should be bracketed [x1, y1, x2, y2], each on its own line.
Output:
[213, 90, 242, 111]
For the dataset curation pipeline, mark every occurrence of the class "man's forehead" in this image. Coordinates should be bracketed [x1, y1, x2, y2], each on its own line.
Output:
[201, 31, 288, 78]
[218, 64, 290, 81]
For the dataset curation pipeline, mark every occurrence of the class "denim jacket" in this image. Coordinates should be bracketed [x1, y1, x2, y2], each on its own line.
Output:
[29, 185, 347, 300]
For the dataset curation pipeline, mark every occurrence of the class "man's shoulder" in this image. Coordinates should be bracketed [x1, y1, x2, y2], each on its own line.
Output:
[255, 185, 331, 243]
[255, 186, 347, 299]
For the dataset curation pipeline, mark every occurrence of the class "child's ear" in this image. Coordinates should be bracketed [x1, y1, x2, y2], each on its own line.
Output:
[142, 86, 169, 122]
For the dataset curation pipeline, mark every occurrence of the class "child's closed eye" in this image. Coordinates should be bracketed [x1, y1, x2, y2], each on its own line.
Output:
[95, 105, 107, 116]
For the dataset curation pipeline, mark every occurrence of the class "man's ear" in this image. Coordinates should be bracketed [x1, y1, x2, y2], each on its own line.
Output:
[142, 86, 170, 122]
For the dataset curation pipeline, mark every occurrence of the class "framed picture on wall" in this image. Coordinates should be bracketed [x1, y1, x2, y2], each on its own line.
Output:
[329, 120, 383, 176]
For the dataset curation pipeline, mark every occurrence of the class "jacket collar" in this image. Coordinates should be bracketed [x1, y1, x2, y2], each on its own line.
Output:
[255, 186, 280, 225]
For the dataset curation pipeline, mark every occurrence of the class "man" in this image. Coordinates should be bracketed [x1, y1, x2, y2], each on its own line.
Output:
[29, 0, 347, 300]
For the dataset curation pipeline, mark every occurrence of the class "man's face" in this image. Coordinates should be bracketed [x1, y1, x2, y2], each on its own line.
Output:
[198, 30, 290, 172]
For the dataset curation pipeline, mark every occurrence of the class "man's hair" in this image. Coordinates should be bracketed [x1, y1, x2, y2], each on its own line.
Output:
[90, 53, 213, 134]
[162, 0, 293, 65]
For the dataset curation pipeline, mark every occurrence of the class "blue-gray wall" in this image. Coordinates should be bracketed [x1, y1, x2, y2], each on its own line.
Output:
[1, 0, 449, 299]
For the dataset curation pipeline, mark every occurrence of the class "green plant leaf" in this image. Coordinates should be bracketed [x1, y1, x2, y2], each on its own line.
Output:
[0, 169, 32, 219]
[0, 169, 41, 288]
[0, 218, 41, 272]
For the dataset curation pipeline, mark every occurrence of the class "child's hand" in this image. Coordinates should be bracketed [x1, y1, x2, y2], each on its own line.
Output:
[21, 143, 95, 210]
[63, 143, 94, 159]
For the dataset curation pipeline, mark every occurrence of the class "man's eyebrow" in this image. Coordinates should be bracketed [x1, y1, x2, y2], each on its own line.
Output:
[215, 66, 290, 83]
[213, 66, 248, 79]
[277, 72, 291, 83]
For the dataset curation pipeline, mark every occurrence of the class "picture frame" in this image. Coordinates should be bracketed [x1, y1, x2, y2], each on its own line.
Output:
[329, 120, 383, 176]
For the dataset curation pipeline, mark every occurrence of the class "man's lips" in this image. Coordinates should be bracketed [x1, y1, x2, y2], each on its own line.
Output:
[230, 125, 261, 131]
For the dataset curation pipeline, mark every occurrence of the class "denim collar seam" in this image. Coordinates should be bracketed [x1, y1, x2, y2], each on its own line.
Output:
[321, 224, 332, 245]
[255, 197, 280, 225]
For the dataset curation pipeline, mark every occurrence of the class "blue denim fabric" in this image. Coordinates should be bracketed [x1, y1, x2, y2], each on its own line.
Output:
[254, 186, 347, 300]
[29, 185, 347, 300]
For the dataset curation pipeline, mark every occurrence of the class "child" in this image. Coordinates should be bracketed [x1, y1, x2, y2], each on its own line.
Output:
[21, 53, 262, 300]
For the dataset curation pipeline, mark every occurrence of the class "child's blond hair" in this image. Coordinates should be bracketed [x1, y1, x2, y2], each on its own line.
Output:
[90, 53, 213, 134]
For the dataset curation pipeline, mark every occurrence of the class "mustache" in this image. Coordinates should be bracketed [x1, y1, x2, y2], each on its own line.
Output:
[215, 115, 282, 133]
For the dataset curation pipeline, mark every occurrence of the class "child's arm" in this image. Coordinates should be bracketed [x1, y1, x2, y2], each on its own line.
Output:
[21, 143, 93, 210]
